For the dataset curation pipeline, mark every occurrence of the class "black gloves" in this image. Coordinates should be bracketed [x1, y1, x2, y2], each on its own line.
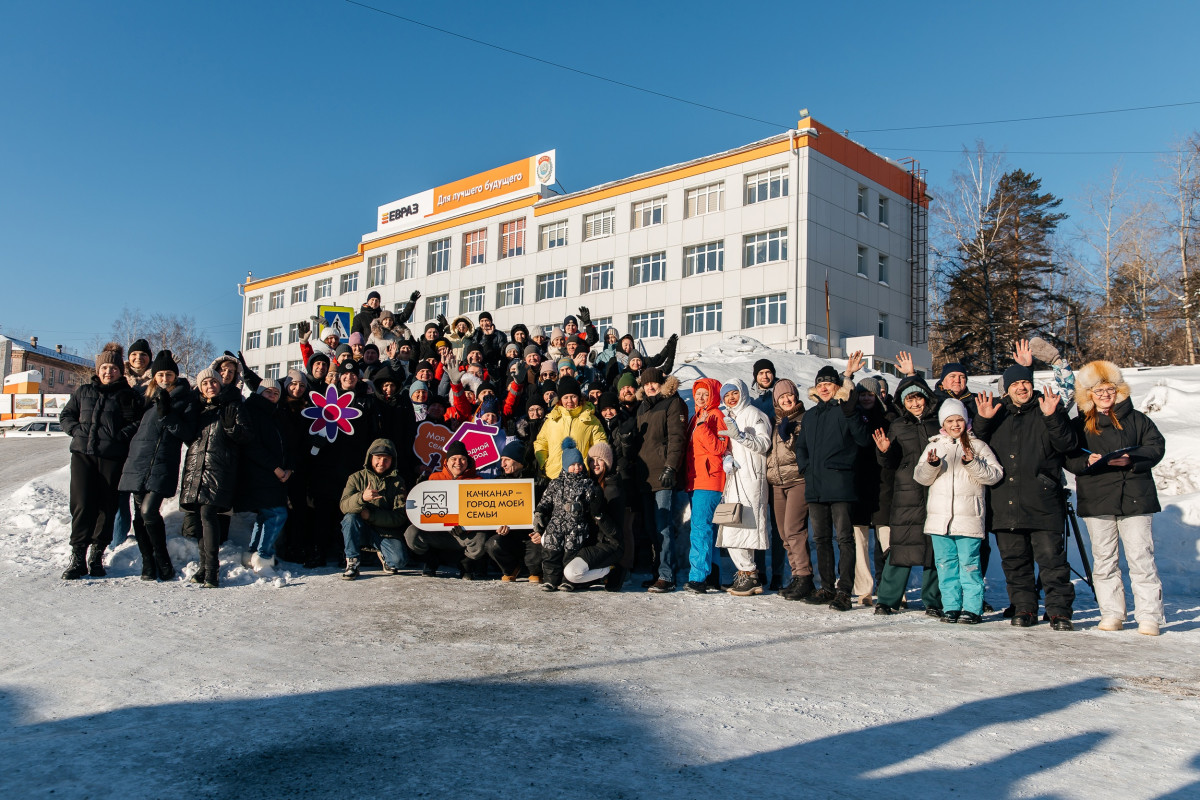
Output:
[297, 320, 310, 337]
[154, 389, 171, 417]
[410, 290, 421, 302]
[450, 524, 466, 537]
[659, 466, 676, 489]
[778, 418, 795, 440]
[578, 306, 592, 326]
[667, 333, 679, 345]
[221, 401, 239, 429]
[436, 314, 449, 331]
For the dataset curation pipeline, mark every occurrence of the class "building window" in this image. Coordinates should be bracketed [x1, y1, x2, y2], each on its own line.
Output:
[629, 310, 665, 339]
[857, 185, 868, 215]
[744, 166, 789, 204]
[580, 262, 613, 294]
[878, 254, 889, 284]
[500, 219, 526, 259]
[288, 323, 301, 344]
[428, 237, 451, 274]
[536, 270, 568, 301]
[539, 324, 556, 337]
[592, 316, 613, 331]
[685, 182, 724, 217]
[265, 363, 281, 380]
[584, 209, 616, 240]
[684, 241, 724, 277]
[497, 279, 524, 308]
[315, 278, 332, 300]
[539, 220, 569, 250]
[397, 246, 418, 281]
[878, 313, 889, 338]
[340, 272, 359, 294]
[683, 303, 722, 335]
[631, 196, 666, 229]
[291, 284, 308, 304]
[630, 252, 666, 286]
[743, 294, 787, 328]
[878, 196, 889, 226]
[367, 254, 387, 287]
[425, 294, 448, 320]
[268, 290, 285, 311]
[743, 228, 788, 267]
[287, 360, 302, 373]
[460, 286, 485, 314]
[462, 228, 487, 266]
[267, 327, 282, 348]
[857, 246, 868, 277]
[248, 295, 262, 314]
[245, 330, 261, 349]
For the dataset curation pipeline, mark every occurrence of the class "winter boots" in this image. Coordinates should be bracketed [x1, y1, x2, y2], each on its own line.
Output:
[728, 571, 763, 597]
[781, 574, 815, 601]
[804, 587, 835, 605]
[251, 552, 278, 578]
[62, 546, 89, 580]
[829, 590, 853, 611]
[342, 557, 360, 581]
[87, 545, 106, 577]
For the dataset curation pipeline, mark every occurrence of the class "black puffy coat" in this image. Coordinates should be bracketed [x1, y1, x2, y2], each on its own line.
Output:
[974, 391, 1078, 531]
[1064, 398, 1165, 517]
[794, 382, 870, 503]
[601, 407, 640, 485]
[179, 388, 245, 510]
[878, 378, 940, 567]
[471, 326, 509, 372]
[851, 401, 895, 525]
[352, 303, 381, 340]
[118, 379, 198, 496]
[310, 382, 383, 497]
[233, 392, 290, 512]
[635, 376, 687, 492]
[60, 376, 142, 461]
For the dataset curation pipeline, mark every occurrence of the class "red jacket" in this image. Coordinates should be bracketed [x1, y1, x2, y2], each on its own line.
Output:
[685, 377, 728, 492]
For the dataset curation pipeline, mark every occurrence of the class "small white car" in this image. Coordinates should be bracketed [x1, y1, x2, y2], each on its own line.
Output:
[1, 417, 66, 438]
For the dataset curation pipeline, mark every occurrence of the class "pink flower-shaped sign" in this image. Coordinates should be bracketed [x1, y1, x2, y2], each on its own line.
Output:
[302, 385, 362, 442]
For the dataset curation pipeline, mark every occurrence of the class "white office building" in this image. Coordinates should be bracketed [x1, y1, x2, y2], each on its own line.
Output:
[239, 117, 931, 379]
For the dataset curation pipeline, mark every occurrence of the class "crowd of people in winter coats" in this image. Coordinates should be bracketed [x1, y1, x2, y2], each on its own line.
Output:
[58, 291, 1169, 634]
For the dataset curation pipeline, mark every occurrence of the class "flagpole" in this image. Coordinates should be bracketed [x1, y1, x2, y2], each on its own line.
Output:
[824, 270, 831, 359]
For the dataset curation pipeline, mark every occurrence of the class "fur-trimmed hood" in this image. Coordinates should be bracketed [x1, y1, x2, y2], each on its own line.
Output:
[370, 318, 399, 341]
[635, 374, 680, 402]
[806, 375, 854, 404]
[1075, 360, 1131, 414]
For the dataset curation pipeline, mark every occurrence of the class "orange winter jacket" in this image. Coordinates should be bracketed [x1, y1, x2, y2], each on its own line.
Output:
[685, 377, 728, 493]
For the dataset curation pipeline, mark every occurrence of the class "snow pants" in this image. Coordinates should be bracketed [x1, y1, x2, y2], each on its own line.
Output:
[1085, 514, 1164, 625]
[687, 489, 722, 583]
[68, 453, 123, 549]
[995, 528, 1075, 618]
[931, 534, 984, 615]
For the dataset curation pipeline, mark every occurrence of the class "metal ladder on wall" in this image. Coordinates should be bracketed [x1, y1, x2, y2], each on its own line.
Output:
[900, 158, 928, 347]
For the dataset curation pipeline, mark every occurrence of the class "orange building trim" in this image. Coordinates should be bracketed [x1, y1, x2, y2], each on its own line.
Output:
[801, 118, 929, 208]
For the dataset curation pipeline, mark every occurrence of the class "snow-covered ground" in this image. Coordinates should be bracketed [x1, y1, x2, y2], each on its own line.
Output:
[2, 339, 1198, 799]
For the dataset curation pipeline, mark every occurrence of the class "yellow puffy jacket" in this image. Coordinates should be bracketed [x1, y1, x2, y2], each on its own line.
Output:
[534, 402, 608, 479]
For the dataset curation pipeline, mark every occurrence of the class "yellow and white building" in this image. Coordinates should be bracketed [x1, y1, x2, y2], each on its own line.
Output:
[240, 117, 931, 380]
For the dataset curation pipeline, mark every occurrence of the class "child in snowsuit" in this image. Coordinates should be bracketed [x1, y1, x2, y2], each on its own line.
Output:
[914, 399, 1004, 624]
[535, 438, 604, 590]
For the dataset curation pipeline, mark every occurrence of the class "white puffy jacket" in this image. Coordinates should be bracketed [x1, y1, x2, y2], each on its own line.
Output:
[914, 432, 1003, 538]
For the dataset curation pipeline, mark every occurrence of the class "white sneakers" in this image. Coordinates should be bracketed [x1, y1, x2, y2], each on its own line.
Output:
[1097, 618, 1124, 631]
[1138, 621, 1160, 636]
[1098, 617, 1161, 636]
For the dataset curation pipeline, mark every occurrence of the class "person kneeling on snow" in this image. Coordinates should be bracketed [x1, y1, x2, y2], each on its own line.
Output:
[340, 438, 410, 580]
[913, 400, 1003, 624]
[535, 438, 614, 591]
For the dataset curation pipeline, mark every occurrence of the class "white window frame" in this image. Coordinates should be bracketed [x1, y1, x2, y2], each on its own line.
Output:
[743, 294, 787, 328]
[630, 252, 666, 286]
[288, 323, 301, 344]
[459, 286, 485, 315]
[744, 166, 789, 205]
[592, 316, 613, 332]
[462, 228, 487, 266]
[245, 330, 261, 349]
[428, 237, 451, 274]
[496, 279, 524, 308]
[339, 272, 359, 294]
[396, 246, 418, 281]
[247, 295, 262, 314]
[267, 327, 282, 348]
[685, 181, 724, 217]
[580, 261, 613, 294]
[631, 196, 666, 229]
[857, 185, 868, 216]
[743, 228, 788, 267]
[500, 218, 526, 259]
[629, 310, 665, 340]
[583, 208, 616, 240]
[268, 290, 285, 311]
[539, 220, 569, 250]
[683, 302, 722, 335]
[878, 254, 890, 285]
[290, 284, 308, 305]
[683, 241, 724, 277]
[536, 270, 568, 301]
[367, 253, 387, 287]
[286, 360, 302, 373]
[315, 278, 332, 300]
[857, 246, 868, 277]
[878, 196, 889, 226]
[425, 294, 448, 320]
[265, 363, 281, 380]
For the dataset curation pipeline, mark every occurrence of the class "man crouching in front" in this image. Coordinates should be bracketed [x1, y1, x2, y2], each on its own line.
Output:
[340, 439, 410, 580]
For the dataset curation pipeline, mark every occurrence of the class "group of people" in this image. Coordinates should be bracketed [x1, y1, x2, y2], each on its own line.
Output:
[57, 293, 1168, 635]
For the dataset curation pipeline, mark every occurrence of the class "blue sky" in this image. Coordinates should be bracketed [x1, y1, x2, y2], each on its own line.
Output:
[2, 0, 1198, 356]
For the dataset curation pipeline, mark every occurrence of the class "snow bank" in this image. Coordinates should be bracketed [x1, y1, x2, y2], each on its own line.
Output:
[0, 465, 294, 587]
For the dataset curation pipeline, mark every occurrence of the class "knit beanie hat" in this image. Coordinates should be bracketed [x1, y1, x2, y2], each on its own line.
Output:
[639, 366, 665, 385]
[445, 441, 470, 461]
[338, 359, 361, 375]
[149, 349, 178, 376]
[588, 441, 614, 471]
[772, 378, 798, 401]
[560, 437, 583, 470]
[898, 382, 931, 403]
[938, 398, 970, 426]
[363, 343, 379, 354]
[257, 378, 281, 395]
[557, 375, 582, 399]
[815, 365, 841, 385]
[551, 326, 564, 340]
[307, 352, 330, 372]
[415, 360, 435, 375]
[409, 380, 429, 397]
[753, 358, 776, 377]
[597, 391, 620, 412]
[479, 397, 501, 418]
[1001, 364, 1034, 393]
[523, 344, 541, 358]
[940, 362, 968, 381]
[349, 332, 365, 346]
[128, 338, 152, 358]
[195, 366, 220, 386]
[334, 344, 353, 359]
[501, 440, 526, 464]
[504, 342, 520, 357]
[478, 310, 493, 323]
[557, 357, 574, 372]
[563, 314, 578, 329]
[367, 290, 381, 302]
[539, 360, 557, 376]
[424, 321, 441, 334]
[285, 369, 308, 391]
[617, 371, 638, 391]
[538, 381, 558, 398]
[320, 327, 338, 341]
[95, 342, 125, 372]
[378, 309, 394, 324]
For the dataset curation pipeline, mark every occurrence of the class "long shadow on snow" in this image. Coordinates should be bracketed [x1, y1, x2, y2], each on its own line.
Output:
[0, 676, 1131, 799]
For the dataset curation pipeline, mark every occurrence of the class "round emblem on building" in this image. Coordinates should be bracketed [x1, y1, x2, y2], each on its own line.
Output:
[536, 155, 553, 184]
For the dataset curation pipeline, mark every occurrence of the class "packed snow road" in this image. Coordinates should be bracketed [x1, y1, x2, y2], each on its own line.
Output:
[1, 560, 1198, 799]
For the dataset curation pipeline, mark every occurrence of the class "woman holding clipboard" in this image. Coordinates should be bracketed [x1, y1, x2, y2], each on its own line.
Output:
[1065, 361, 1167, 636]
